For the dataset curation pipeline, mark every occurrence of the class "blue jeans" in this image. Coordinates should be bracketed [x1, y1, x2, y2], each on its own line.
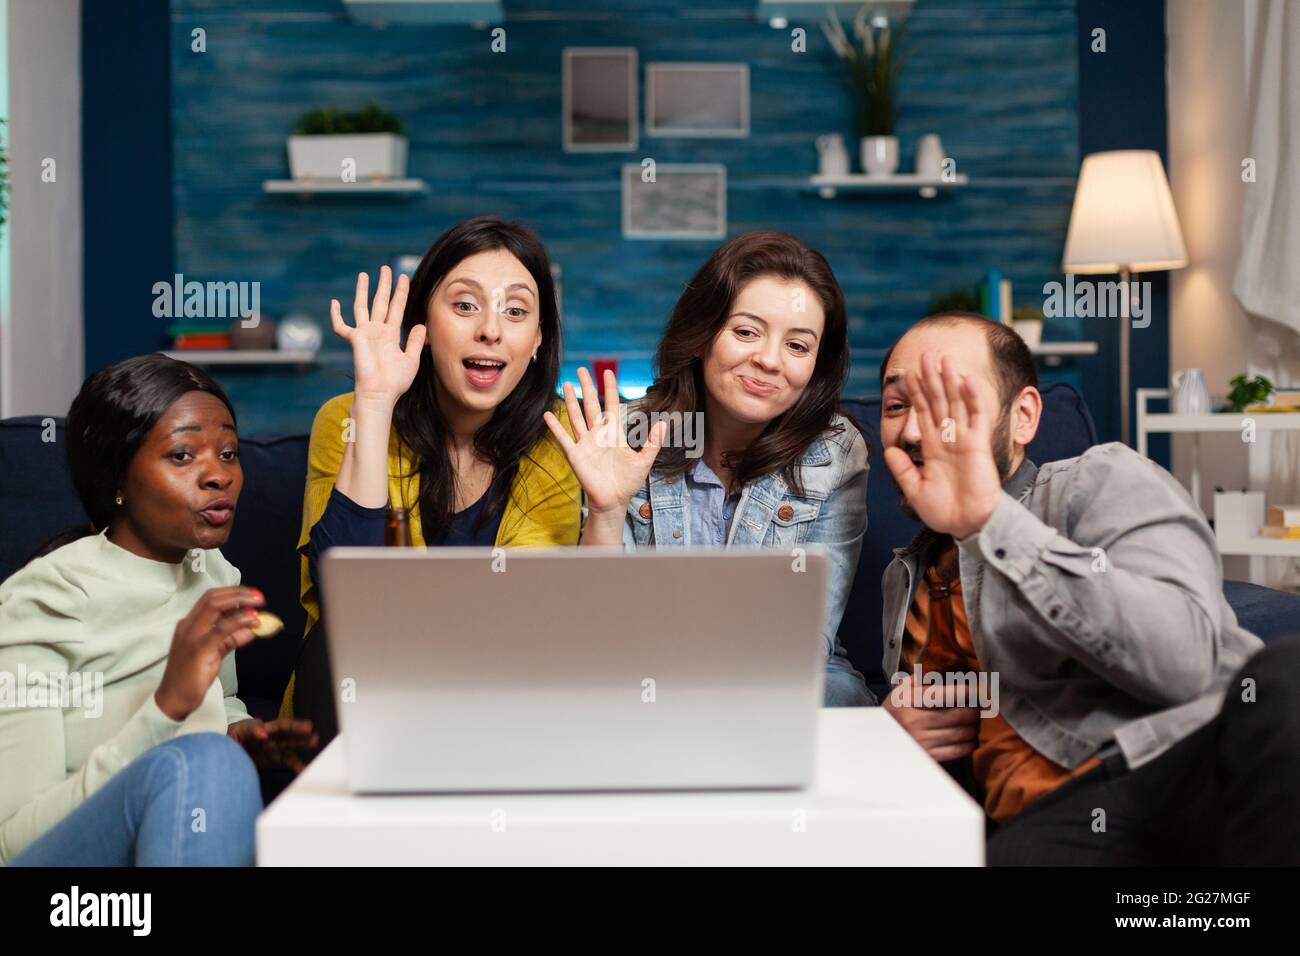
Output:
[825, 652, 876, 707]
[9, 733, 261, 867]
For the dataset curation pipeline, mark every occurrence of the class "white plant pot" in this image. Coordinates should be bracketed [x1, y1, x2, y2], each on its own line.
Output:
[1213, 491, 1265, 544]
[1012, 320, 1043, 348]
[860, 135, 899, 177]
[287, 133, 408, 181]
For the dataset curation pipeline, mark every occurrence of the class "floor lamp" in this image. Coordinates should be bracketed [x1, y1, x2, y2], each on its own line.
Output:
[1062, 150, 1188, 446]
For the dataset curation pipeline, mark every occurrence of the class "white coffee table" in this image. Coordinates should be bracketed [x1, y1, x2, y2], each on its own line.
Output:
[257, 709, 984, 866]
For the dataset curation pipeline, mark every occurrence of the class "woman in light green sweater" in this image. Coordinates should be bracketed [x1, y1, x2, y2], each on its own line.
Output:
[0, 355, 315, 866]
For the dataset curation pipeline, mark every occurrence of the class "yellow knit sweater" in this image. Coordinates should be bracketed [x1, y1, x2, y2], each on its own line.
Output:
[279, 392, 581, 717]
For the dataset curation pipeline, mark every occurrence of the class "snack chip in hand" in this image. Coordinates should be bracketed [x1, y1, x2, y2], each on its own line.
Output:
[251, 611, 284, 638]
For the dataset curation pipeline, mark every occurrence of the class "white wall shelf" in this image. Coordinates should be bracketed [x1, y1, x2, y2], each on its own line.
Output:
[1030, 342, 1098, 357]
[262, 179, 428, 196]
[1137, 387, 1300, 560]
[809, 173, 969, 199]
[161, 350, 318, 366]
[1216, 537, 1300, 558]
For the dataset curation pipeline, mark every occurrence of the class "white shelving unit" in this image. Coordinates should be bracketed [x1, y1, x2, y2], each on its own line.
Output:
[1136, 387, 1300, 559]
[808, 173, 969, 199]
[161, 349, 318, 366]
[1215, 536, 1300, 558]
[262, 179, 428, 196]
[1030, 342, 1097, 357]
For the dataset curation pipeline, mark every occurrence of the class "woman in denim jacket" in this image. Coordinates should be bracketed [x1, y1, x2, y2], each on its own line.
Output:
[544, 232, 872, 705]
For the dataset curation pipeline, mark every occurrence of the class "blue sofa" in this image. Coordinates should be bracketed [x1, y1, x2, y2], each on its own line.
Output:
[2, 382, 1297, 717]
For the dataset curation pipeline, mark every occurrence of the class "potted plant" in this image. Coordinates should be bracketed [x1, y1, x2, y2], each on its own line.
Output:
[287, 104, 408, 182]
[1224, 373, 1273, 413]
[822, 7, 910, 177]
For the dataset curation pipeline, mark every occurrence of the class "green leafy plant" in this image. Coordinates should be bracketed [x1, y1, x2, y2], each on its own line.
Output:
[1225, 373, 1273, 413]
[821, 7, 912, 138]
[927, 287, 982, 315]
[295, 104, 405, 136]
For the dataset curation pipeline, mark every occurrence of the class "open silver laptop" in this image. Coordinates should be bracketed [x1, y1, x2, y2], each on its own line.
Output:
[318, 547, 828, 793]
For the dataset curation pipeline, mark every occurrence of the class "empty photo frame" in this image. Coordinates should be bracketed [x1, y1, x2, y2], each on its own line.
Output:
[563, 47, 638, 152]
[646, 63, 750, 138]
[622, 163, 727, 239]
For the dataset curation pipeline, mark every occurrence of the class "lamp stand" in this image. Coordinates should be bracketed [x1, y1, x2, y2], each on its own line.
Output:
[1119, 266, 1132, 446]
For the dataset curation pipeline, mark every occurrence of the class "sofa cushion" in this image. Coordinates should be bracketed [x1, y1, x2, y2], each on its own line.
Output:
[0, 416, 306, 712]
[837, 382, 1100, 699]
[0, 417, 88, 579]
[1222, 579, 1300, 645]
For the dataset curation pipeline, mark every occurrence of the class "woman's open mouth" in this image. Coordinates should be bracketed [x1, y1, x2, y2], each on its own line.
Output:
[463, 357, 506, 388]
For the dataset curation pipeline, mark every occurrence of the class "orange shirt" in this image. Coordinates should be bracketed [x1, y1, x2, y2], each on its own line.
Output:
[901, 545, 1100, 822]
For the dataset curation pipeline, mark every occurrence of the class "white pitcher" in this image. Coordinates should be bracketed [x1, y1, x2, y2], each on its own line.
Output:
[1171, 368, 1211, 415]
[816, 134, 850, 177]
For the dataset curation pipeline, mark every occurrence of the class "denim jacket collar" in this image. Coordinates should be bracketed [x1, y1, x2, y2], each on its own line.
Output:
[645, 437, 833, 547]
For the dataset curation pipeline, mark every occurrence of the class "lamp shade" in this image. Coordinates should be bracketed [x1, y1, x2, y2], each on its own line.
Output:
[1062, 150, 1188, 274]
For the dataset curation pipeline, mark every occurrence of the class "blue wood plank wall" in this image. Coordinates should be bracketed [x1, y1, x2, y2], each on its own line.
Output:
[168, 0, 1083, 435]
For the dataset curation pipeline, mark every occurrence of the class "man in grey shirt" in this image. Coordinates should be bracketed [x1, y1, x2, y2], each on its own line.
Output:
[875, 311, 1299, 864]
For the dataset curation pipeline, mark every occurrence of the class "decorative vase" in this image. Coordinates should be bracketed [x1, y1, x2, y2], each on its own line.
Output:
[1012, 319, 1043, 349]
[861, 135, 899, 177]
[276, 314, 324, 352]
[915, 133, 946, 179]
[816, 134, 851, 178]
[1171, 368, 1212, 415]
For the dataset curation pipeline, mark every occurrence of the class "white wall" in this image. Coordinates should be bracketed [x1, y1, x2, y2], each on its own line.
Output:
[1167, 0, 1300, 588]
[0, 0, 83, 418]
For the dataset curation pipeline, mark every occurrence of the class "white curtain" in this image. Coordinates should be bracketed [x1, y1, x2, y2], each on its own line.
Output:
[1233, 1, 1300, 590]
[1233, 0, 1300, 331]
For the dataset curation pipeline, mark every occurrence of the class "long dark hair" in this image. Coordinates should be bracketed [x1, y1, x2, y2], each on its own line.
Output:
[32, 354, 238, 559]
[392, 216, 563, 539]
[639, 231, 850, 494]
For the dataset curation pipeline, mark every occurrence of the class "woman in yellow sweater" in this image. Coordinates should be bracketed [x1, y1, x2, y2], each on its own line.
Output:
[284, 217, 580, 741]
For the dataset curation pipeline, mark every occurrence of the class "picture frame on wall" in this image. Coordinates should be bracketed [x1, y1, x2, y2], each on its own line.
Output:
[646, 63, 750, 138]
[563, 47, 638, 152]
[622, 163, 727, 239]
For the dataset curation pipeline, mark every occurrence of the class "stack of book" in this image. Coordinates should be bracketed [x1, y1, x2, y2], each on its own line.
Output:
[167, 323, 231, 350]
[1263, 504, 1300, 540]
[1245, 388, 1300, 413]
[979, 270, 1013, 324]
[1270, 388, 1300, 411]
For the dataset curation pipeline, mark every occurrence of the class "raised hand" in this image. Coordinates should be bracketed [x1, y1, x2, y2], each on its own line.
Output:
[330, 265, 427, 406]
[882, 352, 1004, 540]
[543, 367, 666, 519]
